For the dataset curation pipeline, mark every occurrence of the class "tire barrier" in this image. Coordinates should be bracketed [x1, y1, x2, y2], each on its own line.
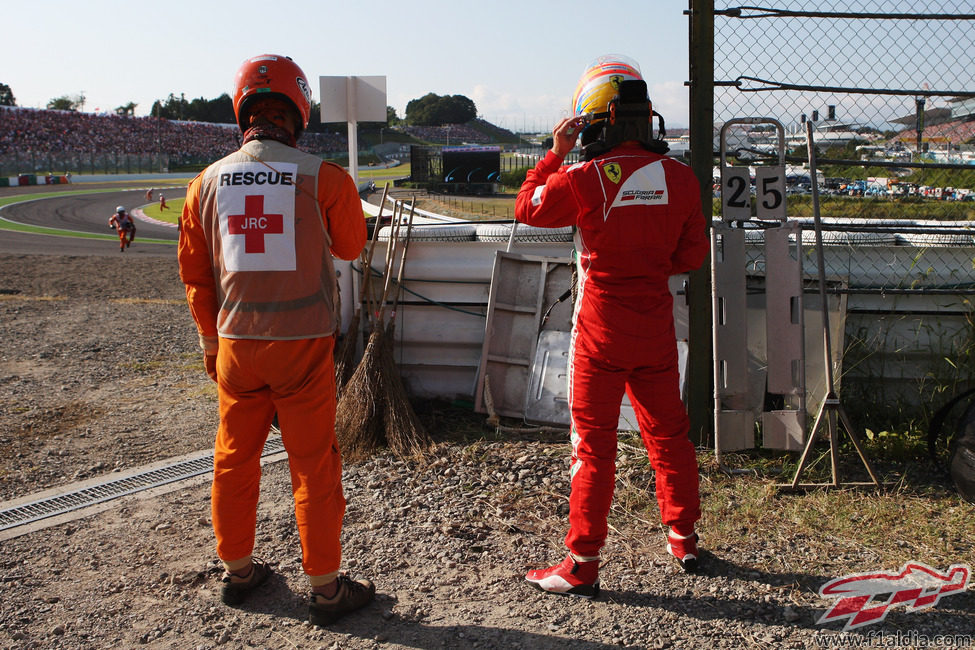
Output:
[473, 223, 574, 243]
[377, 223, 477, 242]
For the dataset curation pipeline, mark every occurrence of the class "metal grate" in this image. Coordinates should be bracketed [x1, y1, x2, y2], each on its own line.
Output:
[0, 436, 285, 532]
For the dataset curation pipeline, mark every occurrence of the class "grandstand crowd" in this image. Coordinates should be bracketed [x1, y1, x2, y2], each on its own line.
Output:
[893, 117, 975, 148]
[0, 106, 518, 169]
[0, 106, 348, 163]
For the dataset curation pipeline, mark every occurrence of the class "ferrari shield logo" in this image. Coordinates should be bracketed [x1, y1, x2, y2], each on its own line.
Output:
[602, 162, 622, 184]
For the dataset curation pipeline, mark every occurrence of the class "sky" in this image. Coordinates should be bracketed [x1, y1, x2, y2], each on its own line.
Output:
[0, 0, 692, 132]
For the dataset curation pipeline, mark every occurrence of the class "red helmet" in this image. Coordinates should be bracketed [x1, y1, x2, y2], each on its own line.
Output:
[232, 54, 312, 133]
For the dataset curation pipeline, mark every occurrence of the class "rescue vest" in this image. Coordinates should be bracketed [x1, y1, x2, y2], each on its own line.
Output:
[196, 139, 339, 340]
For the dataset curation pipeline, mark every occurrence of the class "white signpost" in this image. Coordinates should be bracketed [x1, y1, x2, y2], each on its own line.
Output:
[319, 75, 387, 188]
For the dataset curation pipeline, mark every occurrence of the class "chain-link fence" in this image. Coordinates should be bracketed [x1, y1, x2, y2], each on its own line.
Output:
[714, 2, 975, 213]
[710, 2, 975, 430]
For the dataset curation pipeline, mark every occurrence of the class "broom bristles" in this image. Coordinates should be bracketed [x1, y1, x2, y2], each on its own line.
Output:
[380, 319, 430, 456]
[335, 325, 386, 461]
[381, 359, 430, 457]
[334, 319, 431, 461]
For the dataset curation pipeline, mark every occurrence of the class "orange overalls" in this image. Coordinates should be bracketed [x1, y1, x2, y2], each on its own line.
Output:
[178, 138, 366, 579]
[109, 212, 136, 250]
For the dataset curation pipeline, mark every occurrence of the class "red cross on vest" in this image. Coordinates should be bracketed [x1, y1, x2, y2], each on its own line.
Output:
[227, 195, 284, 254]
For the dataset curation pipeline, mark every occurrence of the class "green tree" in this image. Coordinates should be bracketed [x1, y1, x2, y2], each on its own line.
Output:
[406, 93, 438, 125]
[150, 92, 254, 124]
[387, 105, 401, 125]
[47, 93, 85, 111]
[115, 102, 138, 117]
[405, 93, 477, 126]
[307, 100, 345, 133]
[184, 93, 234, 123]
[0, 82, 15, 107]
[150, 93, 188, 120]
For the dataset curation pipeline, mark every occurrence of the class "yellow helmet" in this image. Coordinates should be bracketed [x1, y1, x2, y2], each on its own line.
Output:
[571, 54, 644, 121]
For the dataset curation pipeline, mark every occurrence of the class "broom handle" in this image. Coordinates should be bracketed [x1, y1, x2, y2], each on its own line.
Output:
[389, 197, 416, 322]
[375, 201, 404, 323]
[382, 199, 402, 280]
[358, 183, 390, 326]
[359, 181, 390, 307]
[368, 198, 400, 322]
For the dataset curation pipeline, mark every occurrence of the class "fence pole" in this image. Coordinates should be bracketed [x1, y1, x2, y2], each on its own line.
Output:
[686, 0, 715, 446]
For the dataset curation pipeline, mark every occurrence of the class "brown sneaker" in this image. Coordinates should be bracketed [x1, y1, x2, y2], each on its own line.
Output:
[220, 559, 272, 606]
[308, 574, 376, 626]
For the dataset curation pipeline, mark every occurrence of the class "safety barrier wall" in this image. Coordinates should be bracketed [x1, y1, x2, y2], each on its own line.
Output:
[346, 224, 577, 402]
[359, 218, 975, 432]
[740, 221, 975, 429]
[0, 174, 70, 187]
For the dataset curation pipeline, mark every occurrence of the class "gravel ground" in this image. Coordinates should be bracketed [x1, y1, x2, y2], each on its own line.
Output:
[1, 250, 972, 650]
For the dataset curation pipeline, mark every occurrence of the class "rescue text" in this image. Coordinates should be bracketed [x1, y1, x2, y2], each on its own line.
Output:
[219, 171, 295, 187]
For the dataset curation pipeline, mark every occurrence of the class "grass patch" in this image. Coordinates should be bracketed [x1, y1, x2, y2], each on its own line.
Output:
[414, 195, 517, 220]
[697, 465, 971, 571]
[359, 163, 411, 180]
[121, 360, 170, 373]
[140, 197, 183, 225]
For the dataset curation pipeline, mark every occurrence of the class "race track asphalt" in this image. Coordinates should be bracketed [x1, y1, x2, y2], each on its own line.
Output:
[0, 183, 183, 257]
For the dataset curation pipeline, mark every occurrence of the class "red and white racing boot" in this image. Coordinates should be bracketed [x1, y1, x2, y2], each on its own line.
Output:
[667, 529, 700, 573]
[525, 554, 600, 598]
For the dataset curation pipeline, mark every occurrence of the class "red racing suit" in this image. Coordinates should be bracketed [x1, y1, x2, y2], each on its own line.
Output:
[515, 143, 708, 558]
[178, 138, 366, 579]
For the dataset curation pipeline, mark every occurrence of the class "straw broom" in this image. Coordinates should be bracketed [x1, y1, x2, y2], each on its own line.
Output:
[334, 322, 388, 460]
[335, 182, 390, 394]
[379, 200, 431, 457]
[334, 204, 405, 459]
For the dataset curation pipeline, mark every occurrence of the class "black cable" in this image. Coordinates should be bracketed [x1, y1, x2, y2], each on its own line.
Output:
[541, 288, 573, 326]
[730, 76, 975, 98]
[348, 261, 487, 317]
[716, 6, 975, 20]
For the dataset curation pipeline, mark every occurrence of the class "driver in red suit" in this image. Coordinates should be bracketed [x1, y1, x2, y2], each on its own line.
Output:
[519, 55, 709, 598]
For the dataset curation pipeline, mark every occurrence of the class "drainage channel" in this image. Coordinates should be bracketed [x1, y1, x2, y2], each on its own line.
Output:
[0, 436, 285, 533]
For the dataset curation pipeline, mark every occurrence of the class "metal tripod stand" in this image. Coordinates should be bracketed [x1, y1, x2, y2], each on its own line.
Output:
[782, 121, 882, 490]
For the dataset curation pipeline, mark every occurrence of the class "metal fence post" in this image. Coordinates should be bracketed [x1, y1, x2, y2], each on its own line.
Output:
[687, 0, 715, 446]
